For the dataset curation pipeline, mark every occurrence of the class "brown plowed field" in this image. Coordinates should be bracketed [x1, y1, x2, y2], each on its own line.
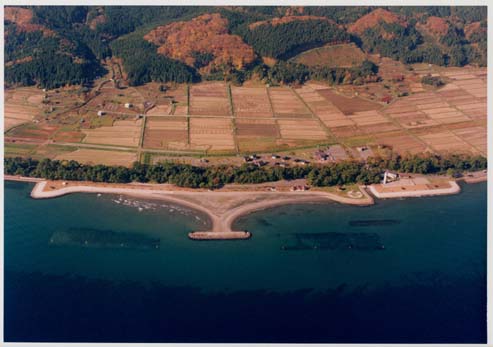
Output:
[55, 149, 137, 167]
[190, 118, 235, 151]
[316, 89, 382, 115]
[372, 132, 427, 155]
[292, 43, 366, 68]
[143, 117, 188, 149]
[269, 87, 312, 118]
[189, 82, 230, 116]
[231, 86, 273, 118]
[83, 119, 142, 147]
[236, 119, 279, 137]
[277, 119, 327, 140]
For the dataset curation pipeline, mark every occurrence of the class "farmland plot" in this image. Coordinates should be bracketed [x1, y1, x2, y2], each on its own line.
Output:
[348, 110, 398, 133]
[316, 88, 382, 115]
[189, 117, 235, 152]
[268, 87, 312, 118]
[291, 43, 366, 68]
[82, 119, 142, 147]
[4, 87, 45, 130]
[236, 119, 279, 137]
[231, 87, 273, 118]
[85, 87, 145, 115]
[277, 119, 327, 140]
[143, 117, 188, 149]
[147, 104, 172, 116]
[55, 149, 137, 167]
[189, 82, 230, 116]
[7, 123, 59, 141]
[452, 126, 487, 155]
[417, 131, 478, 155]
[236, 119, 279, 152]
[295, 85, 354, 128]
[372, 132, 428, 155]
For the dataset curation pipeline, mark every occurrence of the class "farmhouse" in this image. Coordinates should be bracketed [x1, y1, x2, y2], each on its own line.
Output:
[291, 185, 309, 192]
[314, 148, 331, 162]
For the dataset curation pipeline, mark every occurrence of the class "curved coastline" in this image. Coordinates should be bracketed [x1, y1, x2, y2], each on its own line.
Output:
[27, 179, 373, 239]
[5, 175, 470, 239]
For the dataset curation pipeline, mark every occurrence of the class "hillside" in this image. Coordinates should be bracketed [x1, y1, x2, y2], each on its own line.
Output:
[5, 7, 54, 36]
[5, 7, 105, 88]
[241, 17, 349, 59]
[144, 13, 256, 72]
[348, 8, 407, 36]
[4, 5, 487, 89]
[291, 43, 366, 68]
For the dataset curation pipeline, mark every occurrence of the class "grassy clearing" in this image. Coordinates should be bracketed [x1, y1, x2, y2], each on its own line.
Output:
[291, 43, 366, 68]
[5, 143, 37, 157]
[313, 184, 366, 199]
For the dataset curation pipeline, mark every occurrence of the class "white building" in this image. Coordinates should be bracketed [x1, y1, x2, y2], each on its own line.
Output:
[383, 171, 399, 184]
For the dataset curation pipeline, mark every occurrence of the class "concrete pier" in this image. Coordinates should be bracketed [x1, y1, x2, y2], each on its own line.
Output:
[188, 231, 251, 240]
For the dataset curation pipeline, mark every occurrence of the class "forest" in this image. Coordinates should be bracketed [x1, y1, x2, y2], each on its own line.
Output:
[4, 6, 487, 88]
[240, 20, 350, 59]
[5, 154, 487, 189]
[110, 36, 199, 86]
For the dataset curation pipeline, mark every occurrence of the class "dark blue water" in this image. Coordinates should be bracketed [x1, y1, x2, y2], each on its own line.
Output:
[4, 181, 487, 343]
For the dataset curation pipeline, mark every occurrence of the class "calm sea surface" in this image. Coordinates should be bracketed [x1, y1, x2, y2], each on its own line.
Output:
[4, 181, 486, 343]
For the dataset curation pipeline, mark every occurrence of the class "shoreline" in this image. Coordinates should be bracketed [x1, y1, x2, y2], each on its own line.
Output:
[367, 181, 461, 199]
[5, 174, 484, 239]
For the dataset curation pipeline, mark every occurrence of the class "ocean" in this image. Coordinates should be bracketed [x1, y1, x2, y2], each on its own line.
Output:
[4, 180, 487, 343]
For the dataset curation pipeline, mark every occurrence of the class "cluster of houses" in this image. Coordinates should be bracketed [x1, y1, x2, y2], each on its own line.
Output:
[290, 185, 309, 192]
[313, 148, 333, 162]
[242, 154, 309, 167]
[96, 102, 134, 117]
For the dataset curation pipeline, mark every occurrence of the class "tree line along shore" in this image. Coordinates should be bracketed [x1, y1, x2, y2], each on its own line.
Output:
[4, 154, 487, 190]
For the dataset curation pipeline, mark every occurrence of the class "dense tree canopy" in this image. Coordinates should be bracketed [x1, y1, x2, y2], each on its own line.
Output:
[5, 154, 486, 189]
[110, 36, 199, 86]
[241, 20, 350, 59]
[5, 5, 487, 88]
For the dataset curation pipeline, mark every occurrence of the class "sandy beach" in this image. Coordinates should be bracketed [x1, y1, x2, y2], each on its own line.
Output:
[23, 177, 373, 238]
[5, 173, 481, 239]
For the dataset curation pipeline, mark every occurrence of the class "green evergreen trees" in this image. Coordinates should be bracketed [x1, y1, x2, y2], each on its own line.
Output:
[5, 154, 487, 189]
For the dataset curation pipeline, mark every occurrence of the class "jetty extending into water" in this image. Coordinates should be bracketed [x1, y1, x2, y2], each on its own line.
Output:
[21, 178, 373, 240]
[5, 174, 473, 240]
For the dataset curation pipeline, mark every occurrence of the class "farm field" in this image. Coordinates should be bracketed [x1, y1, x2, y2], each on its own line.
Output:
[143, 116, 188, 150]
[268, 87, 312, 118]
[4, 87, 45, 131]
[236, 118, 279, 152]
[231, 86, 273, 118]
[55, 148, 137, 167]
[189, 117, 235, 152]
[277, 119, 327, 140]
[291, 43, 366, 68]
[372, 131, 428, 155]
[189, 82, 230, 116]
[5, 66, 487, 164]
[84, 85, 145, 116]
[82, 118, 142, 147]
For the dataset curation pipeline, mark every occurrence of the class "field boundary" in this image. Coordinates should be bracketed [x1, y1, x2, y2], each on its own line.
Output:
[290, 86, 338, 144]
[265, 86, 282, 139]
[227, 84, 240, 154]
